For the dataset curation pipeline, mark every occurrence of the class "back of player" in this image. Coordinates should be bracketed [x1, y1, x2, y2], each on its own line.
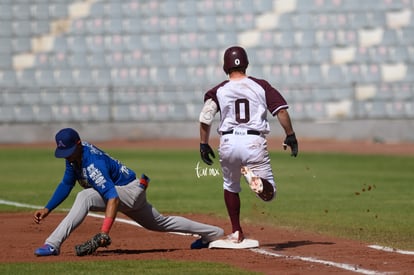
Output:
[204, 74, 287, 192]
[199, 46, 298, 243]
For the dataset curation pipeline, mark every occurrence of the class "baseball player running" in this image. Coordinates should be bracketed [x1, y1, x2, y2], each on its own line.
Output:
[198, 46, 298, 243]
[34, 128, 223, 256]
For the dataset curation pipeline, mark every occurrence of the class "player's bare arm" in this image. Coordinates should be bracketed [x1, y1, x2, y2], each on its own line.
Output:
[276, 109, 294, 135]
[276, 109, 299, 157]
[101, 197, 119, 234]
[200, 123, 211, 144]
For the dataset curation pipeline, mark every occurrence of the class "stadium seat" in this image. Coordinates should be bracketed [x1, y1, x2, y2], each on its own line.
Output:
[16, 69, 36, 87]
[30, 3, 49, 20]
[67, 36, 87, 53]
[12, 37, 31, 53]
[304, 65, 323, 85]
[362, 64, 381, 83]
[70, 19, 87, 35]
[0, 21, 12, 37]
[91, 104, 111, 121]
[72, 69, 93, 86]
[36, 69, 55, 86]
[113, 68, 134, 86]
[121, 1, 140, 17]
[325, 65, 348, 84]
[122, 18, 142, 34]
[104, 2, 123, 18]
[53, 69, 74, 86]
[69, 53, 88, 68]
[59, 88, 79, 105]
[385, 101, 406, 118]
[12, 4, 31, 20]
[33, 105, 54, 122]
[177, 0, 197, 16]
[49, 52, 69, 69]
[15, 105, 34, 122]
[31, 20, 50, 36]
[104, 18, 123, 34]
[0, 105, 15, 122]
[1, 89, 22, 105]
[51, 105, 74, 122]
[387, 46, 409, 62]
[0, 54, 11, 69]
[0, 3, 12, 20]
[112, 104, 131, 121]
[86, 35, 105, 53]
[0, 38, 12, 53]
[12, 20, 31, 37]
[160, 0, 179, 16]
[48, 3, 68, 18]
[20, 88, 40, 105]
[39, 88, 61, 104]
[70, 105, 92, 122]
[0, 70, 17, 87]
[87, 52, 106, 67]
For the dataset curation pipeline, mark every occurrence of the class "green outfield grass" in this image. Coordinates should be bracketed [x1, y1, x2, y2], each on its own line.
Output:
[0, 259, 259, 275]
[0, 147, 413, 273]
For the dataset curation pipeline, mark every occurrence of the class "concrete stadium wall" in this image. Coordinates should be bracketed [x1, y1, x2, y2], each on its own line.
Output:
[1, 119, 413, 144]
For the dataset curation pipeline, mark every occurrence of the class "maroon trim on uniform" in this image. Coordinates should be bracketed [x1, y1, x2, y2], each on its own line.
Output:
[203, 80, 229, 112]
[248, 76, 288, 116]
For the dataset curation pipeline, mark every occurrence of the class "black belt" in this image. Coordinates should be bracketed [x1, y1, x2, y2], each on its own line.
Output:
[221, 130, 261, 136]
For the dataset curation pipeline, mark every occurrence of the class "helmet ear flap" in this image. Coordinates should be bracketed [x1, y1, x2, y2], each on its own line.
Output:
[223, 46, 249, 74]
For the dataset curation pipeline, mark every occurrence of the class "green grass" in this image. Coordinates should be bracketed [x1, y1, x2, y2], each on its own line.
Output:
[0, 147, 413, 272]
[0, 259, 258, 275]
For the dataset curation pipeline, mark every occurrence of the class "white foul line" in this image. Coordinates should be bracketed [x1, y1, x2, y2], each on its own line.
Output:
[250, 248, 394, 275]
[1, 199, 409, 274]
[368, 245, 414, 256]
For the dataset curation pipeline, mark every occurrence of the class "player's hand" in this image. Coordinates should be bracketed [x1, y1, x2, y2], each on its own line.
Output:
[283, 133, 298, 157]
[200, 143, 215, 165]
[34, 208, 49, 224]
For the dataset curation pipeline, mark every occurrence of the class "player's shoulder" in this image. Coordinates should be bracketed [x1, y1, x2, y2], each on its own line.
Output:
[204, 80, 229, 100]
[247, 76, 271, 86]
[208, 80, 229, 93]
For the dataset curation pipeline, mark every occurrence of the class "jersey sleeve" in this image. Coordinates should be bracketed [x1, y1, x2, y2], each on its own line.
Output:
[261, 79, 289, 116]
[45, 161, 76, 211]
[204, 80, 229, 111]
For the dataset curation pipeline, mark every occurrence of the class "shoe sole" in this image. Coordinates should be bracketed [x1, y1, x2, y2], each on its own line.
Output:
[34, 252, 58, 256]
[241, 166, 263, 194]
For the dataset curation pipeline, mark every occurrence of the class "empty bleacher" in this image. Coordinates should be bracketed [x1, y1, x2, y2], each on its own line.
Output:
[0, 0, 413, 126]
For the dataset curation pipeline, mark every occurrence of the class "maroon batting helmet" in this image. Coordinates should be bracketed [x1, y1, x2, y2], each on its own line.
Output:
[223, 46, 249, 74]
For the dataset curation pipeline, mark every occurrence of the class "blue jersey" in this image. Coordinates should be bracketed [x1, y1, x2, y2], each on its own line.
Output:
[45, 142, 136, 211]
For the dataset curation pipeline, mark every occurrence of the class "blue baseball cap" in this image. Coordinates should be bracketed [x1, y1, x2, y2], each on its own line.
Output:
[54, 128, 81, 158]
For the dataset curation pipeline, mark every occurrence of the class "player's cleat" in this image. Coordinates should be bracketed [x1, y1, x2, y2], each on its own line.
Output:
[190, 238, 210, 249]
[34, 244, 59, 256]
[227, 230, 244, 243]
[241, 166, 263, 194]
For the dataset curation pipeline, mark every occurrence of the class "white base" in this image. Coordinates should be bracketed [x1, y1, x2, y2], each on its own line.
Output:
[209, 238, 259, 249]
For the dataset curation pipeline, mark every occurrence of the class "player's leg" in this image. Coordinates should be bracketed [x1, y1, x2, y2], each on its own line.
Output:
[117, 182, 224, 244]
[242, 136, 277, 201]
[36, 188, 106, 255]
[218, 135, 245, 241]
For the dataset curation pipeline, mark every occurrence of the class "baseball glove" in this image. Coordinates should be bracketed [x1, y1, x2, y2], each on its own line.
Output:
[75, 232, 111, 256]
